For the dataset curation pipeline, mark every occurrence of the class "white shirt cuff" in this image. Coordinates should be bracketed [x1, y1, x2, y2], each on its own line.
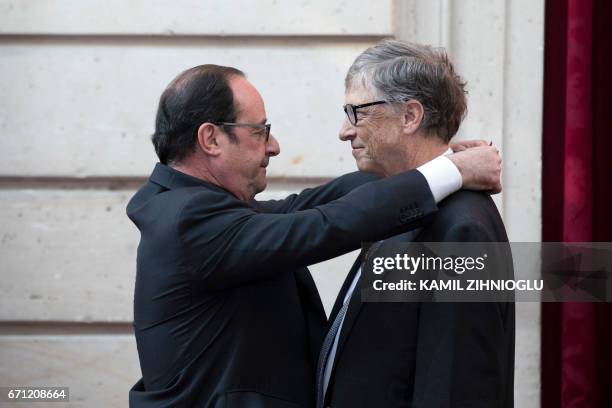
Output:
[417, 155, 462, 203]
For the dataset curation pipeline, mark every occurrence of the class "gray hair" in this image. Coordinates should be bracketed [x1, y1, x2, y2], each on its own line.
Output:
[345, 40, 467, 141]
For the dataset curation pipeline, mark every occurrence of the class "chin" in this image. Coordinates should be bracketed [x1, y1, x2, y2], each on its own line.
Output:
[255, 179, 267, 195]
[356, 159, 385, 176]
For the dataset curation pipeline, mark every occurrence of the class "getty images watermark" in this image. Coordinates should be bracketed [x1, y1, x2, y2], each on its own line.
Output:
[359, 242, 612, 302]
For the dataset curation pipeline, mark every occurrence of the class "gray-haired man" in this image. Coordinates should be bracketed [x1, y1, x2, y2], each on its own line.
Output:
[318, 40, 514, 407]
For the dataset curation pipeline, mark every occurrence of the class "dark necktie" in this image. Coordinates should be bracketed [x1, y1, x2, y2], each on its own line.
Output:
[315, 297, 351, 408]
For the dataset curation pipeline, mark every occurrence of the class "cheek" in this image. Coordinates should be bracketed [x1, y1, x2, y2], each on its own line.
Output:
[237, 143, 265, 174]
[359, 121, 383, 154]
[365, 132, 385, 158]
[372, 124, 400, 154]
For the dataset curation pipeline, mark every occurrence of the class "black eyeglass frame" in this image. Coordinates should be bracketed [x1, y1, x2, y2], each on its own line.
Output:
[343, 100, 388, 126]
[213, 122, 271, 142]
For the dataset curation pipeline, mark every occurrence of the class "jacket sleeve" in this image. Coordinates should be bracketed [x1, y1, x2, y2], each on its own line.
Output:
[412, 221, 514, 408]
[252, 171, 380, 214]
[178, 169, 437, 290]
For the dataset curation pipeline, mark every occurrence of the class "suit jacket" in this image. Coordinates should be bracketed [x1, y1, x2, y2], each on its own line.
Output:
[126, 163, 439, 407]
[325, 190, 515, 408]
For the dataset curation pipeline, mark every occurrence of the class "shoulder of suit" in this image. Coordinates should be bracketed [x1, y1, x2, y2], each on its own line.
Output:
[128, 182, 251, 218]
[177, 185, 254, 213]
[431, 190, 500, 226]
[438, 190, 496, 212]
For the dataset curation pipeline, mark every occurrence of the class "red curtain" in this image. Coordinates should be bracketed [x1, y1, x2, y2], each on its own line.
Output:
[542, 0, 612, 407]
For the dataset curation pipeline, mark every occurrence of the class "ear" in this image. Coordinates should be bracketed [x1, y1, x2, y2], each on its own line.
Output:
[402, 99, 425, 135]
[196, 123, 222, 157]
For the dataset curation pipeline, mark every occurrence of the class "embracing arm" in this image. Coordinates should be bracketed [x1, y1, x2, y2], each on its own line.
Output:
[252, 171, 380, 214]
[252, 142, 503, 214]
[179, 170, 437, 290]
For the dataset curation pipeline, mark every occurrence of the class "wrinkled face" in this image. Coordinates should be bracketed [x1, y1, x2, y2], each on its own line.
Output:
[339, 81, 403, 176]
[221, 76, 280, 200]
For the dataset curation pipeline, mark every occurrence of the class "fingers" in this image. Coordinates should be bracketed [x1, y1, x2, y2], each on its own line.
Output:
[489, 149, 502, 194]
[449, 145, 503, 193]
[450, 139, 490, 152]
[490, 173, 503, 194]
[467, 139, 490, 148]
[449, 142, 467, 152]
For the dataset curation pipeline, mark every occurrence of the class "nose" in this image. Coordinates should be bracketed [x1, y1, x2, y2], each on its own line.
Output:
[266, 134, 280, 157]
[339, 118, 356, 142]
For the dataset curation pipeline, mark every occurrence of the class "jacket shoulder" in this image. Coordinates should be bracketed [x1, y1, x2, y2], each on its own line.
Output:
[126, 182, 241, 228]
[425, 191, 508, 242]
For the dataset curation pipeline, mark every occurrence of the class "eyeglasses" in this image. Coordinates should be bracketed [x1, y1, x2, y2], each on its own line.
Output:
[213, 122, 271, 142]
[343, 100, 388, 126]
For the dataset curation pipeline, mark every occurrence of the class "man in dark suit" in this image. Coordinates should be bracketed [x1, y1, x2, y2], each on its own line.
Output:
[126, 64, 503, 407]
[320, 40, 514, 407]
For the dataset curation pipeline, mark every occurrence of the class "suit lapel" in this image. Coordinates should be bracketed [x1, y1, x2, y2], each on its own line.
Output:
[332, 272, 366, 361]
[329, 251, 364, 322]
[332, 229, 422, 367]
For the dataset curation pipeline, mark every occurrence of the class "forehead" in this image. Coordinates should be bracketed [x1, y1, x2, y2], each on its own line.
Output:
[344, 80, 377, 104]
[229, 76, 266, 121]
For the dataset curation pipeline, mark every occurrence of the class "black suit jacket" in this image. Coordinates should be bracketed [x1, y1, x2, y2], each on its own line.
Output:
[126, 163, 438, 407]
[325, 191, 515, 408]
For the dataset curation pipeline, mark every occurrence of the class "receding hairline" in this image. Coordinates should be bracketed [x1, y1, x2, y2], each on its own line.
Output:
[226, 75, 267, 123]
